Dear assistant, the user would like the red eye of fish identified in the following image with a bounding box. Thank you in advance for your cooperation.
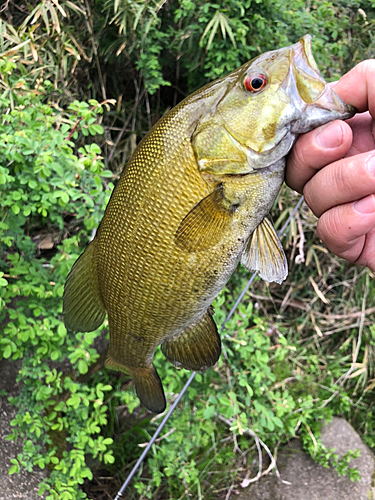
[244,74,267,93]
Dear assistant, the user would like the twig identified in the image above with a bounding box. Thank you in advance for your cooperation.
[218,414,291,486]
[247,290,375,319]
[273,376,297,389]
[84,0,107,100]
[240,430,262,487]
[225,483,234,500]
[108,113,133,162]
[65,99,115,141]
[304,423,318,457]
[318,274,368,409]
[309,276,330,304]
[138,427,176,448]
[294,210,305,264]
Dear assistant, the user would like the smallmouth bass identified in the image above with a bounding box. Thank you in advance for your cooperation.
[64,35,355,413]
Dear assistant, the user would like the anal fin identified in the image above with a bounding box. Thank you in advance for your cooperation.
[105,356,166,414]
[241,217,288,284]
[161,310,221,372]
[63,239,106,332]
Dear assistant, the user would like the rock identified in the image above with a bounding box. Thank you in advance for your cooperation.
[238,417,375,500]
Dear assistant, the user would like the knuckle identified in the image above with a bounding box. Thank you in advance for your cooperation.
[303,181,322,217]
[354,59,375,78]
[316,210,343,248]
[302,183,314,213]
[292,136,310,169]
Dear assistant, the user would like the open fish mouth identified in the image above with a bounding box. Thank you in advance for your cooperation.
[298,34,322,75]
[289,35,356,120]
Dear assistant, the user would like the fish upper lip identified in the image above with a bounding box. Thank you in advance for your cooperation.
[297,34,321,75]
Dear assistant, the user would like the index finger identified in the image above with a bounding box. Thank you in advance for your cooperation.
[332,59,375,115]
[286,60,375,193]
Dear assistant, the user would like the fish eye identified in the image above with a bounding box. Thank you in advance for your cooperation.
[244,74,267,93]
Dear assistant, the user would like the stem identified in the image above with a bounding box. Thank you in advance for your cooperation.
[65,99,114,141]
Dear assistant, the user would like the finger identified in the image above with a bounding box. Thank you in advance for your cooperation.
[345,112,375,157]
[286,120,353,193]
[317,194,375,270]
[303,152,375,217]
[356,227,375,271]
[330,60,375,116]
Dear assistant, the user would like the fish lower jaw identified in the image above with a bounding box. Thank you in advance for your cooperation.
[290,104,356,134]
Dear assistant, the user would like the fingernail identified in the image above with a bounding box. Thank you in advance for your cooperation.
[366,155,375,176]
[316,122,343,149]
[354,194,375,214]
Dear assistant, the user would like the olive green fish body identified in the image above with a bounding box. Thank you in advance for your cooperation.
[64,35,356,413]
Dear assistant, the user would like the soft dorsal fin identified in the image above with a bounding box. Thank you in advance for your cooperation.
[63,239,106,332]
[241,217,288,284]
[161,310,221,372]
[175,186,235,252]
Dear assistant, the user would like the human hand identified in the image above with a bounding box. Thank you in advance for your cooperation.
[286,60,375,271]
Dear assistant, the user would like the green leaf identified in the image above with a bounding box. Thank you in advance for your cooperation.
[0,273,8,287]
[203,406,216,419]
[104,453,115,464]
[101,169,113,177]
[50,350,60,361]
[11,204,20,215]
[20,330,29,342]
[3,344,12,359]
[9,459,20,474]
[91,124,103,135]
[80,467,93,480]
[77,359,88,374]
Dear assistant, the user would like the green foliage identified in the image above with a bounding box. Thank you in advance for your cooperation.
[301,427,361,483]
[102,0,375,91]
[3,0,374,169]
[0,56,116,498]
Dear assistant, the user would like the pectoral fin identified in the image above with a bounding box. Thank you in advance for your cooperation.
[161,310,221,372]
[63,239,106,332]
[241,217,288,284]
[106,356,166,414]
[175,186,234,252]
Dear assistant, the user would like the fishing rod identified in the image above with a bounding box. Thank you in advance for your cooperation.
[114,195,305,499]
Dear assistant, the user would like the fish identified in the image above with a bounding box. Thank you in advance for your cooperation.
[63,35,356,413]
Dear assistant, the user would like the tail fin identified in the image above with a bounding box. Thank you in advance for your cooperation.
[63,239,106,332]
[132,366,166,414]
[105,356,166,414]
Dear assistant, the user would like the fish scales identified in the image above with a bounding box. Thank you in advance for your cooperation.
[64,35,356,413]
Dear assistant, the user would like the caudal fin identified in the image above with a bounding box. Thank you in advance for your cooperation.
[105,355,166,414]
[132,366,166,414]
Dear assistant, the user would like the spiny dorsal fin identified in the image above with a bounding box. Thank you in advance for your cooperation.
[241,217,288,284]
[175,186,234,252]
[63,239,106,332]
[161,310,221,372]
